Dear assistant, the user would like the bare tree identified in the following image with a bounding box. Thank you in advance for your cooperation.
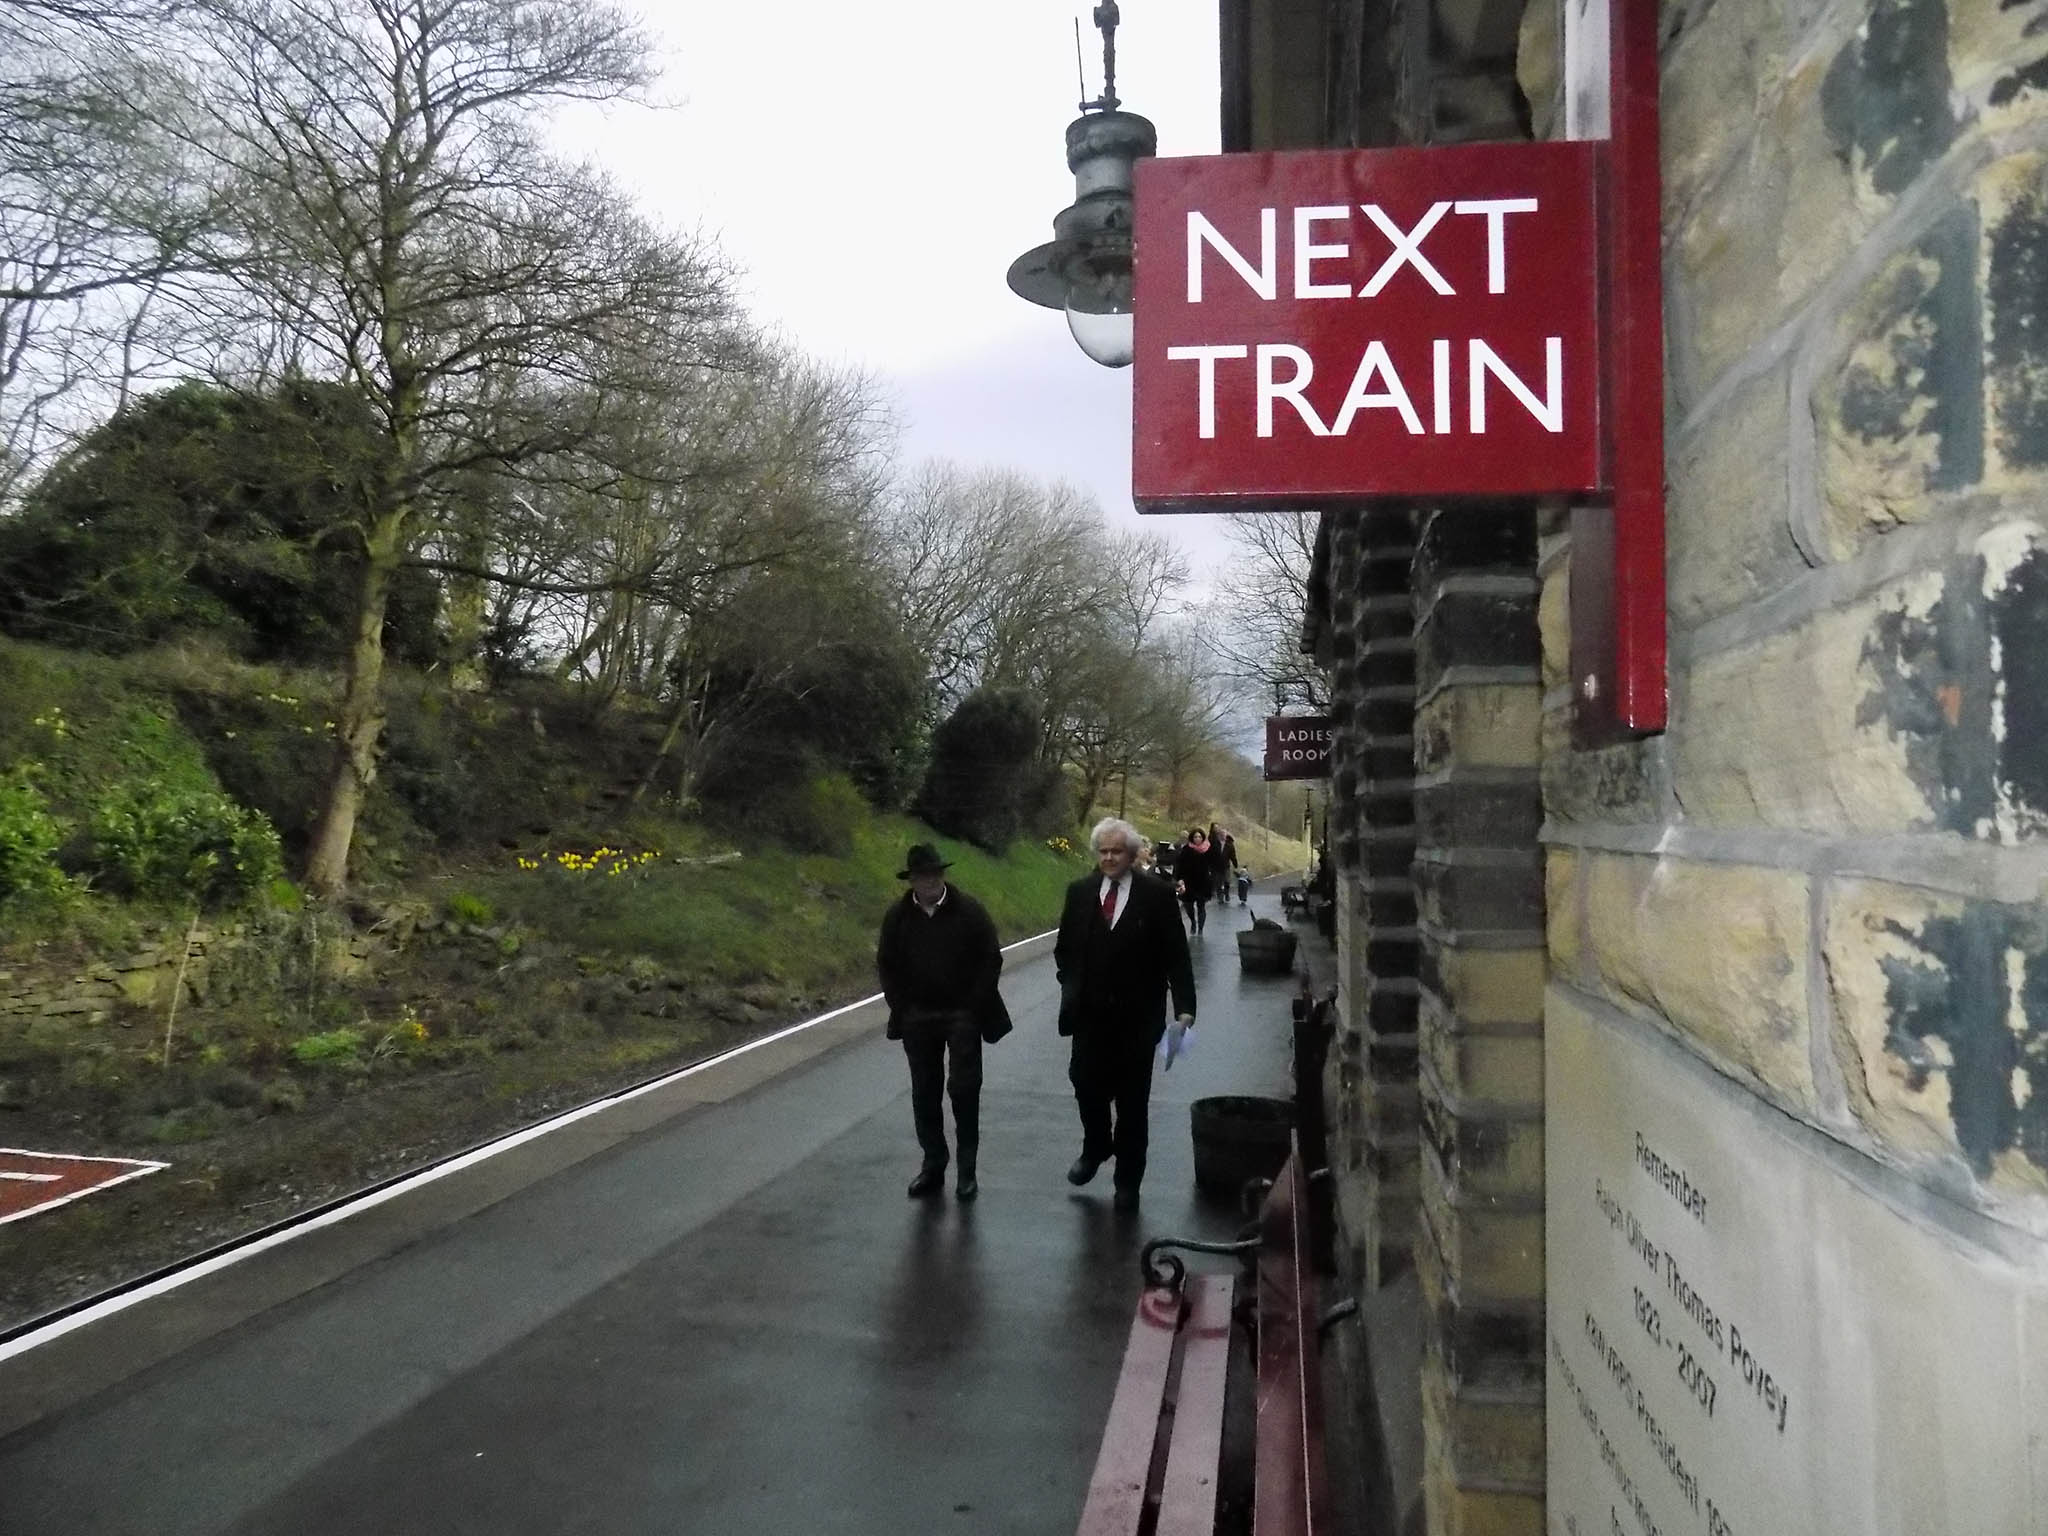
[167,0,740,894]
[0,2,224,500]
[1207,511,1327,711]
[1139,624,1233,823]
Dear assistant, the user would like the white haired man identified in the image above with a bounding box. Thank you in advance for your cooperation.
[1052,816,1197,1211]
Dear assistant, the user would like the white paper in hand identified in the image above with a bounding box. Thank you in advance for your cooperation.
[1159,1021,1193,1069]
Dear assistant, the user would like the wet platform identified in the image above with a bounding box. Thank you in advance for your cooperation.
[0,886,1304,1535]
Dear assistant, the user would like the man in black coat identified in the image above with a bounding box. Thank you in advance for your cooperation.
[877,844,1009,1201]
[1054,816,1196,1210]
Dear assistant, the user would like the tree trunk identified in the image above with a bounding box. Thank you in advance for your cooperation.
[304,510,403,898]
[632,686,694,805]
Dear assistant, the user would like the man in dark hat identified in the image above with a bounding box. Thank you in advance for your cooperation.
[877,844,1009,1200]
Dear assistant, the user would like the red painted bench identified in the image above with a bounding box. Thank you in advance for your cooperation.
[1076,1144,1331,1535]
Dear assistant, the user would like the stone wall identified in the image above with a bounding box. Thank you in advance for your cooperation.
[1537,0,2048,1522]
[1411,508,1547,1536]
[0,928,234,1024]
[1323,507,1427,1292]
[1545,0,2048,1271]
[0,920,376,1024]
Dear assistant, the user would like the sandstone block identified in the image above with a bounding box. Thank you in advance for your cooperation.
[1811,205,1985,557]
[1415,772,1540,851]
[1421,1470,1544,1536]
[1584,852,1817,1107]
[1670,49,1872,408]
[1817,0,1957,206]
[1421,1150,1546,1305]
[1415,585,1539,697]
[1421,1353,1546,1492]
[1668,359,1802,625]
[1421,991,1544,1108]
[1984,153,2048,481]
[1541,704,1671,826]
[1417,684,1541,775]
[1420,1081,1545,1199]
[1673,574,1945,834]
[1416,1225,1546,1391]
[1822,876,2048,1195]
[1414,856,1545,935]
[1660,0,1793,218]
[1538,558,1567,692]
[1546,847,1580,979]
[1365,1064,1423,1135]
[1413,507,1537,592]
[1421,944,1546,1027]
[1949,0,2048,125]
[1515,0,1560,139]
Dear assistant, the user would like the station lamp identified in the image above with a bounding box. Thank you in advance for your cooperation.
[1005,2,1156,368]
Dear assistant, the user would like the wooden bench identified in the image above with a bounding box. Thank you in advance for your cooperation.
[1076,1144,1331,1535]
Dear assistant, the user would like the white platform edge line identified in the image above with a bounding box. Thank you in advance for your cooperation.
[0,926,1059,1362]
[0,1149,173,1168]
[0,1163,170,1227]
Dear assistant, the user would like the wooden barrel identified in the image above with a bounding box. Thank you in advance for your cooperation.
[1236,926,1299,975]
[1190,1094,1295,1203]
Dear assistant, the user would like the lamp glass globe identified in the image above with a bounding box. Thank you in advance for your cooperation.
[1064,303,1134,368]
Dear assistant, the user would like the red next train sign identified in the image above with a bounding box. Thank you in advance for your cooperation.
[1132,142,1603,509]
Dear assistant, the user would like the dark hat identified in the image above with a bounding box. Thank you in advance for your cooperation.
[897,844,951,879]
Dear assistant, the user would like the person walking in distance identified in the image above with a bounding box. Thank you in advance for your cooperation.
[1054,817,1196,1212]
[877,844,1010,1201]
[1209,823,1240,905]
[1176,826,1212,933]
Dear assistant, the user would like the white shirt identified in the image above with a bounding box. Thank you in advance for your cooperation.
[1098,873,1130,927]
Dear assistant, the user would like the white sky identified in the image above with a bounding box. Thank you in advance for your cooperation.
[551,0,1237,581]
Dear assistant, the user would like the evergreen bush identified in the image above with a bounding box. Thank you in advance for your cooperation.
[0,767,73,909]
[87,783,284,906]
[915,688,1058,850]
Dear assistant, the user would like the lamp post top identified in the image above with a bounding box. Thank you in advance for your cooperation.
[1081,1,1122,113]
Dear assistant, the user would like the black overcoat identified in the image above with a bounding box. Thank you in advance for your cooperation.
[1052,870,1196,1040]
[876,885,1011,1042]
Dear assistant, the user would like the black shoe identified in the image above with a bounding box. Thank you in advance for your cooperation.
[907,1166,945,1199]
[1067,1156,1103,1187]
[1112,1186,1141,1212]
[956,1172,978,1201]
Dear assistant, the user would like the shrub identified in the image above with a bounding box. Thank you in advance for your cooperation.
[261,1077,307,1114]
[444,890,495,925]
[915,688,1062,850]
[0,766,73,909]
[87,783,284,906]
[288,1027,363,1066]
[754,772,868,857]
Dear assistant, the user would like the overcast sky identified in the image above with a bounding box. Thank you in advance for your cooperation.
[552,0,1238,583]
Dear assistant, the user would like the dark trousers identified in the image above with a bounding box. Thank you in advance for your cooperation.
[902,1011,981,1171]
[1068,1026,1159,1191]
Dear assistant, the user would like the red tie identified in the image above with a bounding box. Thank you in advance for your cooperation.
[1100,881,1118,925]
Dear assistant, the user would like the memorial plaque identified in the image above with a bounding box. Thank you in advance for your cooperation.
[1546,993,2048,1536]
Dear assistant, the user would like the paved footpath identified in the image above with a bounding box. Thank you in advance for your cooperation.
[0,889,1300,1536]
